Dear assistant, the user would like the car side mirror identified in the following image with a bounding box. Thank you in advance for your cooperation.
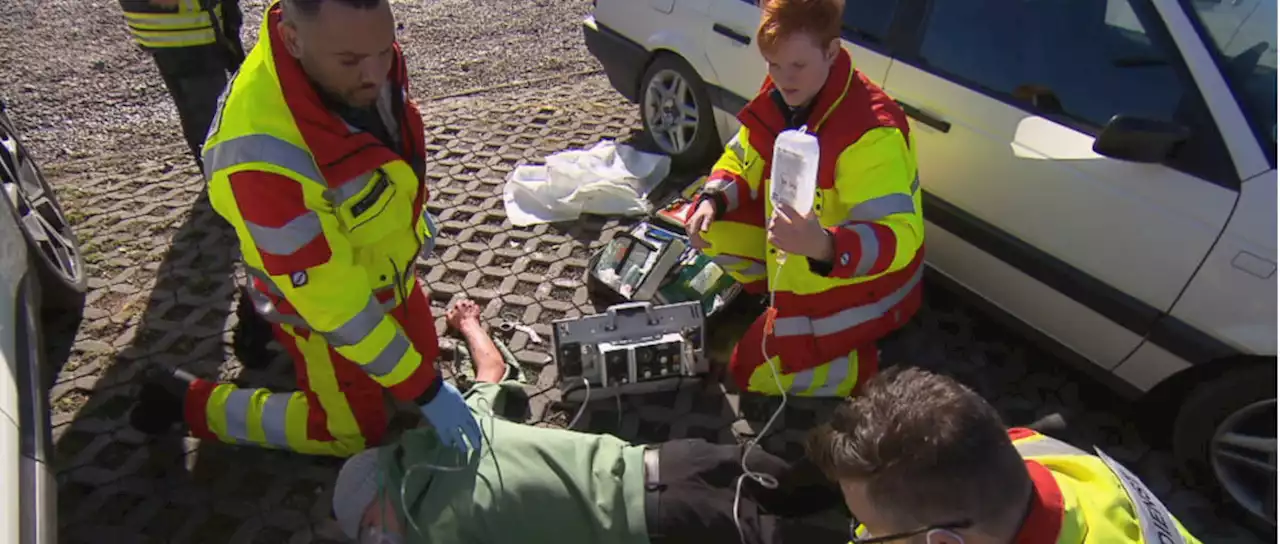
[1093,115,1190,163]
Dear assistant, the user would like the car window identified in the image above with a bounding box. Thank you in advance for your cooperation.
[916,0,1186,133]
[1185,0,1277,151]
[843,0,899,45]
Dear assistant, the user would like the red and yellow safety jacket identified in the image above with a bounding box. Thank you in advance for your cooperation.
[1007,429,1202,543]
[202,3,442,404]
[849,429,1204,543]
[698,48,924,375]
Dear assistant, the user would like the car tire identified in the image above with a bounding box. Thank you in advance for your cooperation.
[639,54,721,171]
[1173,363,1277,530]
[0,107,88,310]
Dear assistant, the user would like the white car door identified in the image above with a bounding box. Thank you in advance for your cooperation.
[881,0,1241,370]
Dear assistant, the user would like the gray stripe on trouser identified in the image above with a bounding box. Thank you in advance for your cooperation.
[1013,435,1083,458]
[202,133,324,185]
[910,173,920,195]
[245,212,324,256]
[260,393,292,448]
[421,210,439,257]
[322,296,386,347]
[324,171,376,207]
[845,193,915,223]
[363,333,411,377]
[773,265,924,337]
[813,356,850,396]
[224,389,256,443]
[787,365,814,393]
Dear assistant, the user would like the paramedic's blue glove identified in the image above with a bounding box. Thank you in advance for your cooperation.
[419,381,483,455]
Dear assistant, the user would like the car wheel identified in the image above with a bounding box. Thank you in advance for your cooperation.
[0,107,87,309]
[639,54,720,170]
[1173,363,1277,530]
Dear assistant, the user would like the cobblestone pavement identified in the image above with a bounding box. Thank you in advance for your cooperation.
[42,74,1264,543]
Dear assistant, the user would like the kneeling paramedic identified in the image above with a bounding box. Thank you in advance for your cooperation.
[331,305,842,544]
[807,367,1204,543]
[127,0,480,457]
[683,0,924,399]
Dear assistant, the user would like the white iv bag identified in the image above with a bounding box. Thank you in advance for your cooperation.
[769,127,820,215]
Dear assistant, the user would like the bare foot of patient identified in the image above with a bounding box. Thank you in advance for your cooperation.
[446,298,483,333]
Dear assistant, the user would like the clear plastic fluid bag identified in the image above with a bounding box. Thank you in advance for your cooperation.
[769,127,820,215]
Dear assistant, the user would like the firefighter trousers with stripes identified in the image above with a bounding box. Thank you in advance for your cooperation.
[182,290,438,458]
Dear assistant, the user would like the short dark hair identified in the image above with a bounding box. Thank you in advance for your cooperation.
[283,0,383,19]
[806,367,1030,529]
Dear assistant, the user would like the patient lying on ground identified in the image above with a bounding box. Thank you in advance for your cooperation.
[331,299,843,544]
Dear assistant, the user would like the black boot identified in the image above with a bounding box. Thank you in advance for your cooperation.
[129,365,196,435]
[233,291,275,370]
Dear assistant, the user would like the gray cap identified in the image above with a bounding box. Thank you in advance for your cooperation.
[332,448,384,539]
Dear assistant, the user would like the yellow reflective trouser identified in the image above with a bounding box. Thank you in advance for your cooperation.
[123,0,221,48]
[185,322,389,458]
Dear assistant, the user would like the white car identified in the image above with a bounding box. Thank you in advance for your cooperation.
[0,100,88,544]
[583,0,1277,528]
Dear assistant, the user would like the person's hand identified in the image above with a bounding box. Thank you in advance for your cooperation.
[768,204,833,262]
[419,381,483,455]
[684,199,717,249]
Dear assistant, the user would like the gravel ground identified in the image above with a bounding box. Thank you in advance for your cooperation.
[0,0,596,162]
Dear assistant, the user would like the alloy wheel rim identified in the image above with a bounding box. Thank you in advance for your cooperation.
[644,69,700,156]
[0,125,82,285]
[1210,398,1277,526]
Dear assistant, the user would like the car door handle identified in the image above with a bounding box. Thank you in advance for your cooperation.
[713,23,752,46]
[897,100,952,133]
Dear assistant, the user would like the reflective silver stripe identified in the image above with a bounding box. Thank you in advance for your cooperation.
[845,193,915,223]
[421,210,439,257]
[813,356,850,396]
[712,255,766,278]
[727,134,746,163]
[1013,435,1082,458]
[260,394,291,448]
[787,366,815,394]
[202,134,324,186]
[324,171,377,206]
[910,173,920,195]
[363,333,411,377]
[245,212,324,256]
[224,389,256,442]
[243,286,308,329]
[774,265,923,337]
[123,11,213,27]
[843,223,880,276]
[245,267,284,296]
[1095,448,1188,544]
[322,296,386,347]
[703,178,740,212]
[128,28,217,45]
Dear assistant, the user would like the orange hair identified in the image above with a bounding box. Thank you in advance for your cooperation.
[757,0,844,53]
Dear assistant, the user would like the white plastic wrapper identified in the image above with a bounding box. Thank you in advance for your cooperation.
[502,140,671,227]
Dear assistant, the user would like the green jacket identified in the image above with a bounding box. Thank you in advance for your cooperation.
[380,381,650,544]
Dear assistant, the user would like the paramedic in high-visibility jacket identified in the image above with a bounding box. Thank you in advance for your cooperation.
[117,0,245,168]
[684,0,923,398]
[807,367,1203,543]
[127,0,481,458]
